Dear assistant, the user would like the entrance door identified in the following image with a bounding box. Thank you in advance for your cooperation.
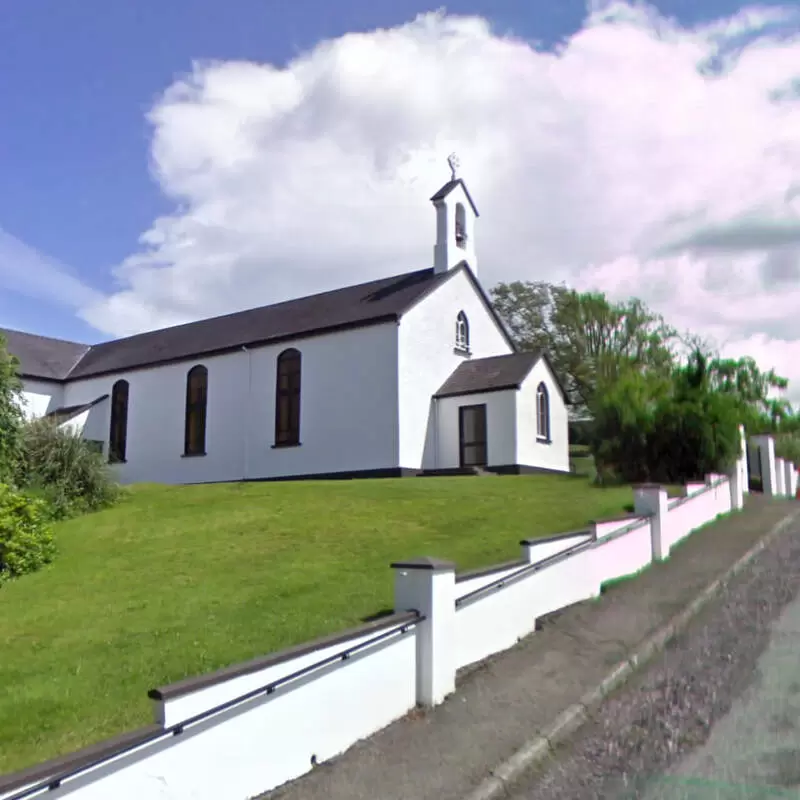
[459,404,488,467]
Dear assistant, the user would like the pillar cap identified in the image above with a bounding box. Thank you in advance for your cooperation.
[390,556,456,572]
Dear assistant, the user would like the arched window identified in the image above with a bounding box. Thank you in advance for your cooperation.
[455,311,470,352]
[184,365,208,456]
[108,379,129,463]
[275,348,301,447]
[536,382,550,442]
[455,203,467,249]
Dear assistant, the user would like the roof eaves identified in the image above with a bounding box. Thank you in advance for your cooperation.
[63,314,402,383]
[429,179,480,217]
[434,383,521,400]
[537,350,571,405]
[457,263,518,353]
[45,393,109,424]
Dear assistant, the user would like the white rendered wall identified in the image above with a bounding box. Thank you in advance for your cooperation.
[663,478,731,555]
[398,267,513,471]
[515,360,569,472]
[591,519,654,586]
[522,532,593,563]
[60,323,400,485]
[18,377,63,420]
[2,631,417,800]
[454,544,594,671]
[434,390,516,469]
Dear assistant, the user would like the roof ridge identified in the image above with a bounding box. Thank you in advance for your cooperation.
[74,266,437,352]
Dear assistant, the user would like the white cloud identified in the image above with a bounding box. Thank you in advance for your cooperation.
[16,2,800,399]
[0,227,102,312]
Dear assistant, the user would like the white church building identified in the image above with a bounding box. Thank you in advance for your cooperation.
[2,173,570,485]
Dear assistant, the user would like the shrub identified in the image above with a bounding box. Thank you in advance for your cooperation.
[0,483,55,584]
[647,393,741,483]
[589,353,742,485]
[15,419,121,519]
[589,368,664,484]
[0,337,24,485]
[775,433,800,468]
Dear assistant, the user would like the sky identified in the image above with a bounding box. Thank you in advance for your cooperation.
[2,0,800,396]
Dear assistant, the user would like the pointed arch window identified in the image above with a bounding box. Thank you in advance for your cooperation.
[184,365,208,456]
[274,348,301,447]
[536,382,551,443]
[455,202,467,249]
[108,379,129,463]
[455,311,470,352]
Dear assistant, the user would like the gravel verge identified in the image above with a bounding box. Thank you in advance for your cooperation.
[510,521,800,799]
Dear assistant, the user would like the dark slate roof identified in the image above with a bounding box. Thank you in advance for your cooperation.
[0,328,90,381]
[429,179,480,217]
[45,395,109,425]
[2,266,456,382]
[435,352,543,398]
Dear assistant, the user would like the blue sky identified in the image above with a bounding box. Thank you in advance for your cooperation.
[1,0,799,348]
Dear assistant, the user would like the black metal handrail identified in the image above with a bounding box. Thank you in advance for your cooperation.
[5,615,422,800]
[669,476,727,509]
[455,537,594,608]
[455,511,663,609]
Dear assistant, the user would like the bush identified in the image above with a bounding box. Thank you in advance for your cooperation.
[775,433,800,468]
[589,368,664,484]
[15,419,121,519]
[0,337,24,485]
[589,354,742,485]
[0,483,55,584]
[647,393,741,483]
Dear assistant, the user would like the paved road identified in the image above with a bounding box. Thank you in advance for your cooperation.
[639,590,800,799]
[265,496,795,800]
[506,506,800,800]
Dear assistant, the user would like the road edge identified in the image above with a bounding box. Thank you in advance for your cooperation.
[463,505,800,800]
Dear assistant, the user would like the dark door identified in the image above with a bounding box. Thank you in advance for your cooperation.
[459,404,488,467]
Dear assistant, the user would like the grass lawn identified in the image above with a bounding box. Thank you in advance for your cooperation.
[0,474,633,774]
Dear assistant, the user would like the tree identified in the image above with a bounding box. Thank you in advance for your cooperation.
[705,356,794,432]
[589,350,742,484]
[490,281,679,414]
[0,335,23,484]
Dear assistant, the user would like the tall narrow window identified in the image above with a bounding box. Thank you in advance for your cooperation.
[455,202,467,248]
[184,365,208,456]
[108,379,129,463]
[275,348,302,447]
[536,382,550,442]
[455,311,470,352]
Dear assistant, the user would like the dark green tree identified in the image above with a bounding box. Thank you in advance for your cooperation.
[0,335,23,485]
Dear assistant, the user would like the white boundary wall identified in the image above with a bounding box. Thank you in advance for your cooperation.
[1,436,791,800]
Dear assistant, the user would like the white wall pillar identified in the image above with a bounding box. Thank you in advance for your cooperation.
[729,464,744,510]
[776,457,787,496]
[633,484,668,561]
[751,435,778,496]
[391,556,456,707]
[739,424,749,495]
[790,463,799,498]
[783,459,796,498]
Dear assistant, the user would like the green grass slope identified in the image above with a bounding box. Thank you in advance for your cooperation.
[0,474,632,773]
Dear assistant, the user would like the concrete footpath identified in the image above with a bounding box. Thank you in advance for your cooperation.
[264,495,796,800]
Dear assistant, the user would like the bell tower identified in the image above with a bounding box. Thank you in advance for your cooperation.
[431,153,479,276]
